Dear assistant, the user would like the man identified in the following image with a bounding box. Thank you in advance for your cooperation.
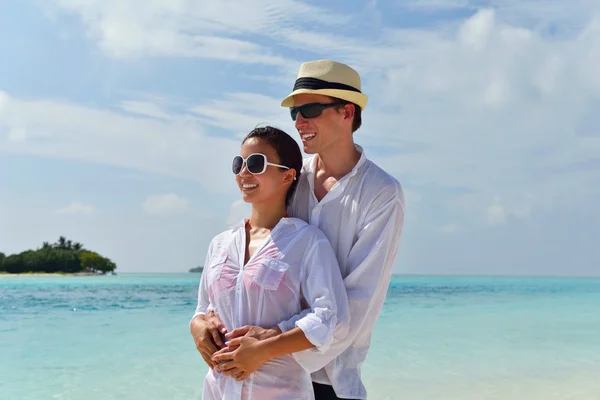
[191,60,405,399]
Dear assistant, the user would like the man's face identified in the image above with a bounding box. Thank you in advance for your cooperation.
[292,93,349,155]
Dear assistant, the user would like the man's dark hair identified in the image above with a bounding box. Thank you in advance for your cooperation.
[243,126,303,206]
[333,100,362,133]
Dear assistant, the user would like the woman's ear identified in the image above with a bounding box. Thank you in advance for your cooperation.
[283,168,296,184]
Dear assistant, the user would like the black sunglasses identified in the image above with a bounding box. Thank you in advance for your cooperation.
[289,101,345,121]
[232,153,289,175]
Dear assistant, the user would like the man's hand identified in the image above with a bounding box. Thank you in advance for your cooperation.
[211,337,268,381]
[206,310,227,334]
[190,312,227,369]
[225,325,281,341]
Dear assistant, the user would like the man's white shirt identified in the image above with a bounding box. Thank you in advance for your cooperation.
[281,145,405,399]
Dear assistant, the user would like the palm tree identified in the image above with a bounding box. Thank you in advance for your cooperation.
[56,236,67,249]
[66,240,72,250]
[72,242,83,251]
[42,242,51,249]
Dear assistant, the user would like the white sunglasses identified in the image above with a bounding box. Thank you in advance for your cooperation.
[232,153,290,175]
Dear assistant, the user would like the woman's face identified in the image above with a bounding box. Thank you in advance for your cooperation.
[234,137,292,206]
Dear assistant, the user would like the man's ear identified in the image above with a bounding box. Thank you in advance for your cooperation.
[344,103,355,120]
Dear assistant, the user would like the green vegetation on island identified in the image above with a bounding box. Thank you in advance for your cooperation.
[189,266,204,273]
[0,236,117,275]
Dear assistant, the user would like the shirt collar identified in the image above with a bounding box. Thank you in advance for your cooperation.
[349,144,367,178]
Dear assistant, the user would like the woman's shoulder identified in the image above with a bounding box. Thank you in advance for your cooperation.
[285,217,311,231]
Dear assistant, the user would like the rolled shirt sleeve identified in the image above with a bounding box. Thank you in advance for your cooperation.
[286,234,350,373]
[295,236,350,353]
[189,240,216,326]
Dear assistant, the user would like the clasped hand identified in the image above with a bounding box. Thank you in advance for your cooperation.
[212,324,282,381]
[211,334,264,381]
[191,311,281,381]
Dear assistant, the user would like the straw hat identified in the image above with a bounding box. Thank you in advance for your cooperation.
[281,60,368,110]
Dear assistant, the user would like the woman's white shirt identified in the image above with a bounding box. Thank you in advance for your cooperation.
[193,217,350,400]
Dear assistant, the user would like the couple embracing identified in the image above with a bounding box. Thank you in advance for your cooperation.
[190,60,405,400]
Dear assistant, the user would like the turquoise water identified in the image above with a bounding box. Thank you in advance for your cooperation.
[2,274,600,399]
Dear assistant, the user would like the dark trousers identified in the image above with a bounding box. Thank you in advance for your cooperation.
[312,382,358,400]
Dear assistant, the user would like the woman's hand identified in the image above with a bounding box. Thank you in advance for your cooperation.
[211,337,269,381]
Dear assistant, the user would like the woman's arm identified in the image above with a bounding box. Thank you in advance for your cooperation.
[189,239,227,368]
[257,326,313,357]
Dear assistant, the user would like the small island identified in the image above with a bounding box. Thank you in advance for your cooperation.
[189,266,203,273]
[0,236,117,275]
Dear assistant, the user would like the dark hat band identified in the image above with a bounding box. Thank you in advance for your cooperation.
[293,77,361,93]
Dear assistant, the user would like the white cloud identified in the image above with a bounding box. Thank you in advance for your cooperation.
[284,6,600,225]
[171,2,600,228]
[458,8,495,51]
[486,200,507,226]
[49,3,280,64]
[49,0,346,68]
[0,90,9,110]
[486,197,533,226]
[119,101,173,120]
[56,202,96,215]
[141,194,189,215]
[0,91,240,194]
[3,0,599,276]
[18,0,600,231]
[190,92,293,138]
[226,199,251,226]
[8,127,27,143]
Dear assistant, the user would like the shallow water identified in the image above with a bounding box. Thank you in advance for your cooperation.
[2,274,600,399]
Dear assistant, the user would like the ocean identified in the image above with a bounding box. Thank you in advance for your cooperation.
[1,273,600,400]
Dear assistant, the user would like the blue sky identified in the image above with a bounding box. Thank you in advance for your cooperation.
[1,0,599,276]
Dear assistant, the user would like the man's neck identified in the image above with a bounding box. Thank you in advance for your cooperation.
[315,140,361,179]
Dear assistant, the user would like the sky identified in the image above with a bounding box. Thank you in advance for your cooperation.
[1,0,599,276]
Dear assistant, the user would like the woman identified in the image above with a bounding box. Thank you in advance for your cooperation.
[193,126,350,400]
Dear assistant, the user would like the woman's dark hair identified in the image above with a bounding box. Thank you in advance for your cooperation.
[242,126,303,206]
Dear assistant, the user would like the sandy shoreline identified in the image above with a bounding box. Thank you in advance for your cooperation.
[364,370,600,400]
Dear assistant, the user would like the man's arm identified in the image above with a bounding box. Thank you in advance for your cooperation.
[281,185,405,369]
[214,236,351,378]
